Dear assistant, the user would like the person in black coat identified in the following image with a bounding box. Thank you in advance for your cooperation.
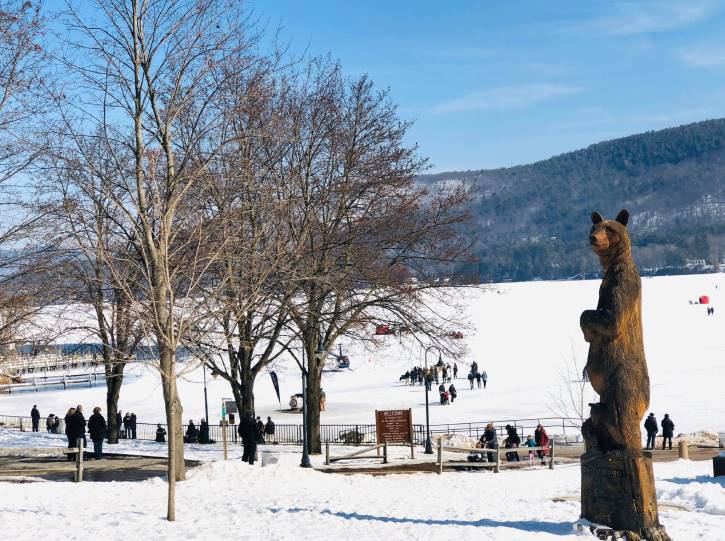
[66,405,87,459]
[238,413,262,465]
[448,384,457,403]
[64,407,77,461]
[130,413,137,439]
[155,424,166,443]
[265,416,276,444]
[87,407,107,459]
[31,405,40,432]
[482,423,498,462]
[256,417,266,443]
[505,424,521,462]
[185,420,198,443]
[644,413,658,450]
[661,413,675,450]
[199,419,210,444]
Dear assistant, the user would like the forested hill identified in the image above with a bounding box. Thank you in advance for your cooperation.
[421,118,725,282]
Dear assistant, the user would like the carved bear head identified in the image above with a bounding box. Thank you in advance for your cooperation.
[589,209,630,257]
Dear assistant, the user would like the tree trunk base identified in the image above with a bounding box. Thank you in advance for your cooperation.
[581,449,670,541]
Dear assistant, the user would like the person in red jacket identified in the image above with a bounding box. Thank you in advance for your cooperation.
[534,424,549,465]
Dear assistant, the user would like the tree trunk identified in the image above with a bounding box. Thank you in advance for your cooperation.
[105,361,124,444]
[240,364,256,418]
[160,346,185,481]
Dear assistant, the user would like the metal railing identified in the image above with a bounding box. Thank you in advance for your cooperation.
[0,413,583,446]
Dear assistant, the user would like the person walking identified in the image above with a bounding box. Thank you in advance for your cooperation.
[453,363,458,379]
[64,407,77,461]
[155,424,166,443]
[661,414,675,450]
[87,407,107,460]
[30,405,40,432]
[130,413,137,439]
[481,370,488,389]
[238,412,262,465]
[265,416,276,444]
[475,372,481,389]
[644,413,658,450]
[467,371,474,390]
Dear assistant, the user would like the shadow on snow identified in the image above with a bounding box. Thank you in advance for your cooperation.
[268,507,572,535]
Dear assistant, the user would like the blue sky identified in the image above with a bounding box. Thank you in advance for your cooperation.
[249,0,725,172]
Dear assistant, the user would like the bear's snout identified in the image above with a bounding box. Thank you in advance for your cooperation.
[589,235,597,245]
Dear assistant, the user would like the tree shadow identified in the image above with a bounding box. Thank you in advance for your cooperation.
[268,507,573,535]
[661,475,725,486]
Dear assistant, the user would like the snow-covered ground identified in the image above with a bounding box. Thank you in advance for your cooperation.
[2,274,723,435]
[0,434,723,541]
[2,274,725,540]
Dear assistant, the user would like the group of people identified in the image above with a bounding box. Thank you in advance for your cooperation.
[401,360,488,396]
[466,361,488,390]
[401,362,454,389]
[644,412,676,450]
[706,306,716,316]
[438,383,457,405]
[469,423,550,465]
[184,419,213,444]
[120,412,138,439]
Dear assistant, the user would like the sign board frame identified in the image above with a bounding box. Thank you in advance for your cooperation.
[375,408,413,445]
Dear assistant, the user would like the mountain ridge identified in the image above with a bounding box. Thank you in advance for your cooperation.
[419,118,725,281]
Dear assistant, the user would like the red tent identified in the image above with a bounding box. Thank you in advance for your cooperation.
[699,295,710,304]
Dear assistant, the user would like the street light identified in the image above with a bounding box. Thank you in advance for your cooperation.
[423,345,442,454]
[202,363,210,423]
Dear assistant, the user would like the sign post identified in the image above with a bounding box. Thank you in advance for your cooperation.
[375,409,414,458]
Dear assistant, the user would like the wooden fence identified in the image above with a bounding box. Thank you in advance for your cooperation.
[0,437,86,482]
[436,439,555,474]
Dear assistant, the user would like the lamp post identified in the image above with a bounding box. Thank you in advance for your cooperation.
[423,345,442,454]
[202,363,210,423]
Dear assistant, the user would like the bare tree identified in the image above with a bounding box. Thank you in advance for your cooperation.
[56,0,260,521]
[41,129,144,444]
[0,1,56,352]
[548,340,596,430]
[270,59,471,453]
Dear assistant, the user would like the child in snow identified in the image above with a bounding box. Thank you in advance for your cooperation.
[525,435,537,464]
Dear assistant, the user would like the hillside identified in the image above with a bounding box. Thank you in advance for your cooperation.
[422,118,725,281]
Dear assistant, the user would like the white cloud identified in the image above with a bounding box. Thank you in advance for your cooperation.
[679,47,725,67]
[434,83,582,114]
[574,1,714,36]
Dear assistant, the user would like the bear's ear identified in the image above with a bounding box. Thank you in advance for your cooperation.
[591,212,604,224]
[615,209,629,226]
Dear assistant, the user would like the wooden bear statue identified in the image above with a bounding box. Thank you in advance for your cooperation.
[579,210,670,541]
[580,209,649,456]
